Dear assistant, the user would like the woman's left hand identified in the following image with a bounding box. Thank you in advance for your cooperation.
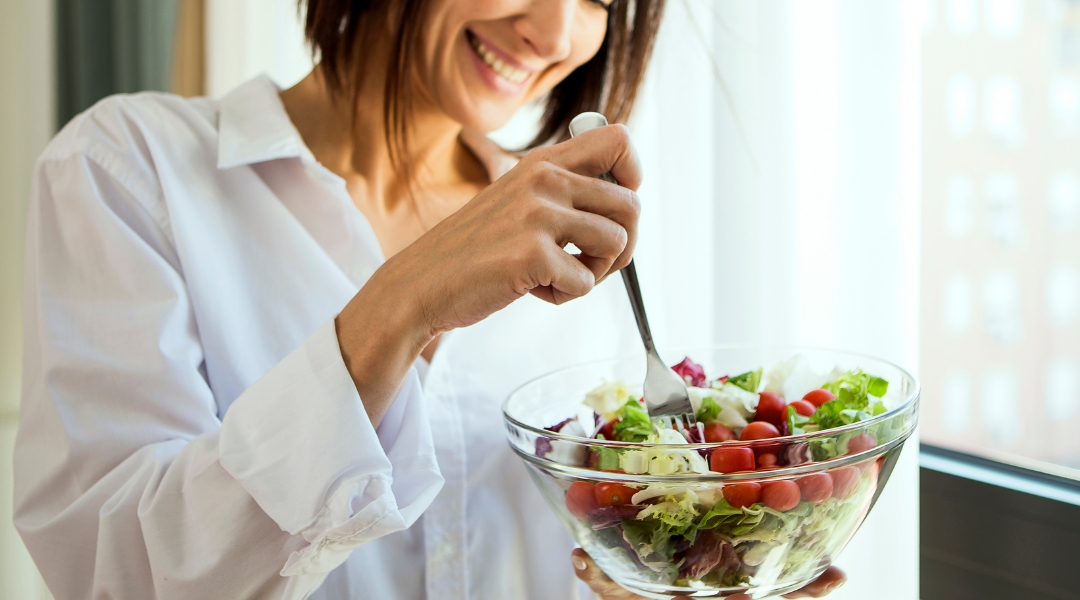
[571,548,847,599]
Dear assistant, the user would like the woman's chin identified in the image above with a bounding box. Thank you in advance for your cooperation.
[453,99,523,136]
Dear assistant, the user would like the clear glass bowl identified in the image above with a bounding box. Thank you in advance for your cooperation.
[503,347,919,599]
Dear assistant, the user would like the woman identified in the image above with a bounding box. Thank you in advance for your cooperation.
[14,0,843,597]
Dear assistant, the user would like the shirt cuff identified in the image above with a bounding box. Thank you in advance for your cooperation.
[219,318,444,576]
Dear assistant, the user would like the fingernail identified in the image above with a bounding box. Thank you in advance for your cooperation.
[572,555,587,571]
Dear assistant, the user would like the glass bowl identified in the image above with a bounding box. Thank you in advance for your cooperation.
[503,347,919,599]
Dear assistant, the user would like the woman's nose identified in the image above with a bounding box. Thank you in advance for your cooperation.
[515,0,575,63]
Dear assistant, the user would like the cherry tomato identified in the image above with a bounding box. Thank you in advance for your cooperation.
[597,420,617,440]
[704,423,735,443]
[761,480,801,511]
[755,391,787,428]
[723,483,762,509]
[803,388,837,407]
[846,433,878,455]
[788,400,816,417]
[594,482,636,507]
[830,467,860,499]
[710,447,756,473]
[565,482,599,519]
[757,453,778,468]
[796,473,833,503]
[740,421,781,441]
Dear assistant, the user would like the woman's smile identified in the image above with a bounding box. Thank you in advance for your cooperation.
[464,29,537,95]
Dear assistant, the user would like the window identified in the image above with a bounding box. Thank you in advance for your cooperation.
[921,0,1080,480]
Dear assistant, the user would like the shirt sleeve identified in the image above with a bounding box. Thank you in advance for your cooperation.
[13,125,443,599]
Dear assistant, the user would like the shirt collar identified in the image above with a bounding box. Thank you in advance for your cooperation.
[217,75,315,170]
[216,74,521,181]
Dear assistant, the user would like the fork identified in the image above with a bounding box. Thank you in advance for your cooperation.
[568,112,698,433]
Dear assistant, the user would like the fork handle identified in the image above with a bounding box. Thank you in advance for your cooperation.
[620,261,656,355]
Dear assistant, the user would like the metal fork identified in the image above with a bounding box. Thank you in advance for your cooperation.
[568,113,697,432]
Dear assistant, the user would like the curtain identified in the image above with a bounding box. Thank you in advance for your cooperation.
[630,2,922,597]
[56,0,180,126]
[2,0,57,597]
[171,0,205,98]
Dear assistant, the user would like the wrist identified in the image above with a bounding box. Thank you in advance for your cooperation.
[335,267,435,425]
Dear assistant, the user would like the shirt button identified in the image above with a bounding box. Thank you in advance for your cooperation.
[434,539,454,562]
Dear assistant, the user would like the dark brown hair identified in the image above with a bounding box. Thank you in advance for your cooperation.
[302,0,665,172]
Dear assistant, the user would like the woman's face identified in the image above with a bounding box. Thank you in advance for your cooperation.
[414,0,612,132]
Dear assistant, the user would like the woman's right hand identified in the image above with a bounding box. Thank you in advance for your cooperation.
[336,124,642,423]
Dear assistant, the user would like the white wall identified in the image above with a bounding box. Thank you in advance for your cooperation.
[205,0,314,97]
[0,0,56,597]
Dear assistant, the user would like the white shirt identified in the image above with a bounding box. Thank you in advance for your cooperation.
[14,75,638,599]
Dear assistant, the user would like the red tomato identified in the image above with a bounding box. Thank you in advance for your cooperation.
[757,453,778,468]
[594,482,636,507]
[704,423,735,443]
[830,467,861,499]
[565,482,599,519]
[740,421,781,441]
[788,400,816,417]
[846,433,878,455]
[755,391,787,427]
[803,388,837,407]
[597,420,617,440]
[710,447,756,473]
[723,483,762,509]
[796,473,834,503]
[761,480,801,511]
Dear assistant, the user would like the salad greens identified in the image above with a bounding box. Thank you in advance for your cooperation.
[726,368,763,393]
[810,370,889,431]
[612,398,653,443]
[695,397,723,423]
[555,357,900,590]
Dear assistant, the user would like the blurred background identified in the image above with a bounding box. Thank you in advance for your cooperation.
[1,0,1077,599]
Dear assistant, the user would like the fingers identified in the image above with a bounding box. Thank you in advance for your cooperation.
[571,549,665,600]
[570,550,692,600]
[551,207,628,284]
[542,124,644,191]
[782,566,847,598]
[558,172,640,276]
[528,245,596,305]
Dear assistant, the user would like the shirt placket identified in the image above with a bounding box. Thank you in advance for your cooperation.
[421,360,469,599]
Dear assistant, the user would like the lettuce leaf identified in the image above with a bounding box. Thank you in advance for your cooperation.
[697,499,765,537]
[811,370,889,430]
[613,398,654,442]
[727,369,763,393]
[695,397,723,423]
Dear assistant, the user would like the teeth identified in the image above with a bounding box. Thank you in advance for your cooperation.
[469,34,530,84]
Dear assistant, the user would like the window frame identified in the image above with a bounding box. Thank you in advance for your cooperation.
[920,444,1080,600]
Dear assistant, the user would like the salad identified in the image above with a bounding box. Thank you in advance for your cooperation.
[537,356,893,591]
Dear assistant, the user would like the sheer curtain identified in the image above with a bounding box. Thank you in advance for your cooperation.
[628,2,922,597]
[205,2,922,597]
[1,2,56,599]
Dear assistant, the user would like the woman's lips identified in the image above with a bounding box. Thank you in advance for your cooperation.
[466,30,534,87]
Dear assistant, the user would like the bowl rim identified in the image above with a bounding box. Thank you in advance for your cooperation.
[502,343,921,452]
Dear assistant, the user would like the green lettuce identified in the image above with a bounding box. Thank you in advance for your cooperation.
[697,499,765,537]
[613,398,654,442]
[695,397,723,423]
[811,370,889,431]
[727,368,763,393]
